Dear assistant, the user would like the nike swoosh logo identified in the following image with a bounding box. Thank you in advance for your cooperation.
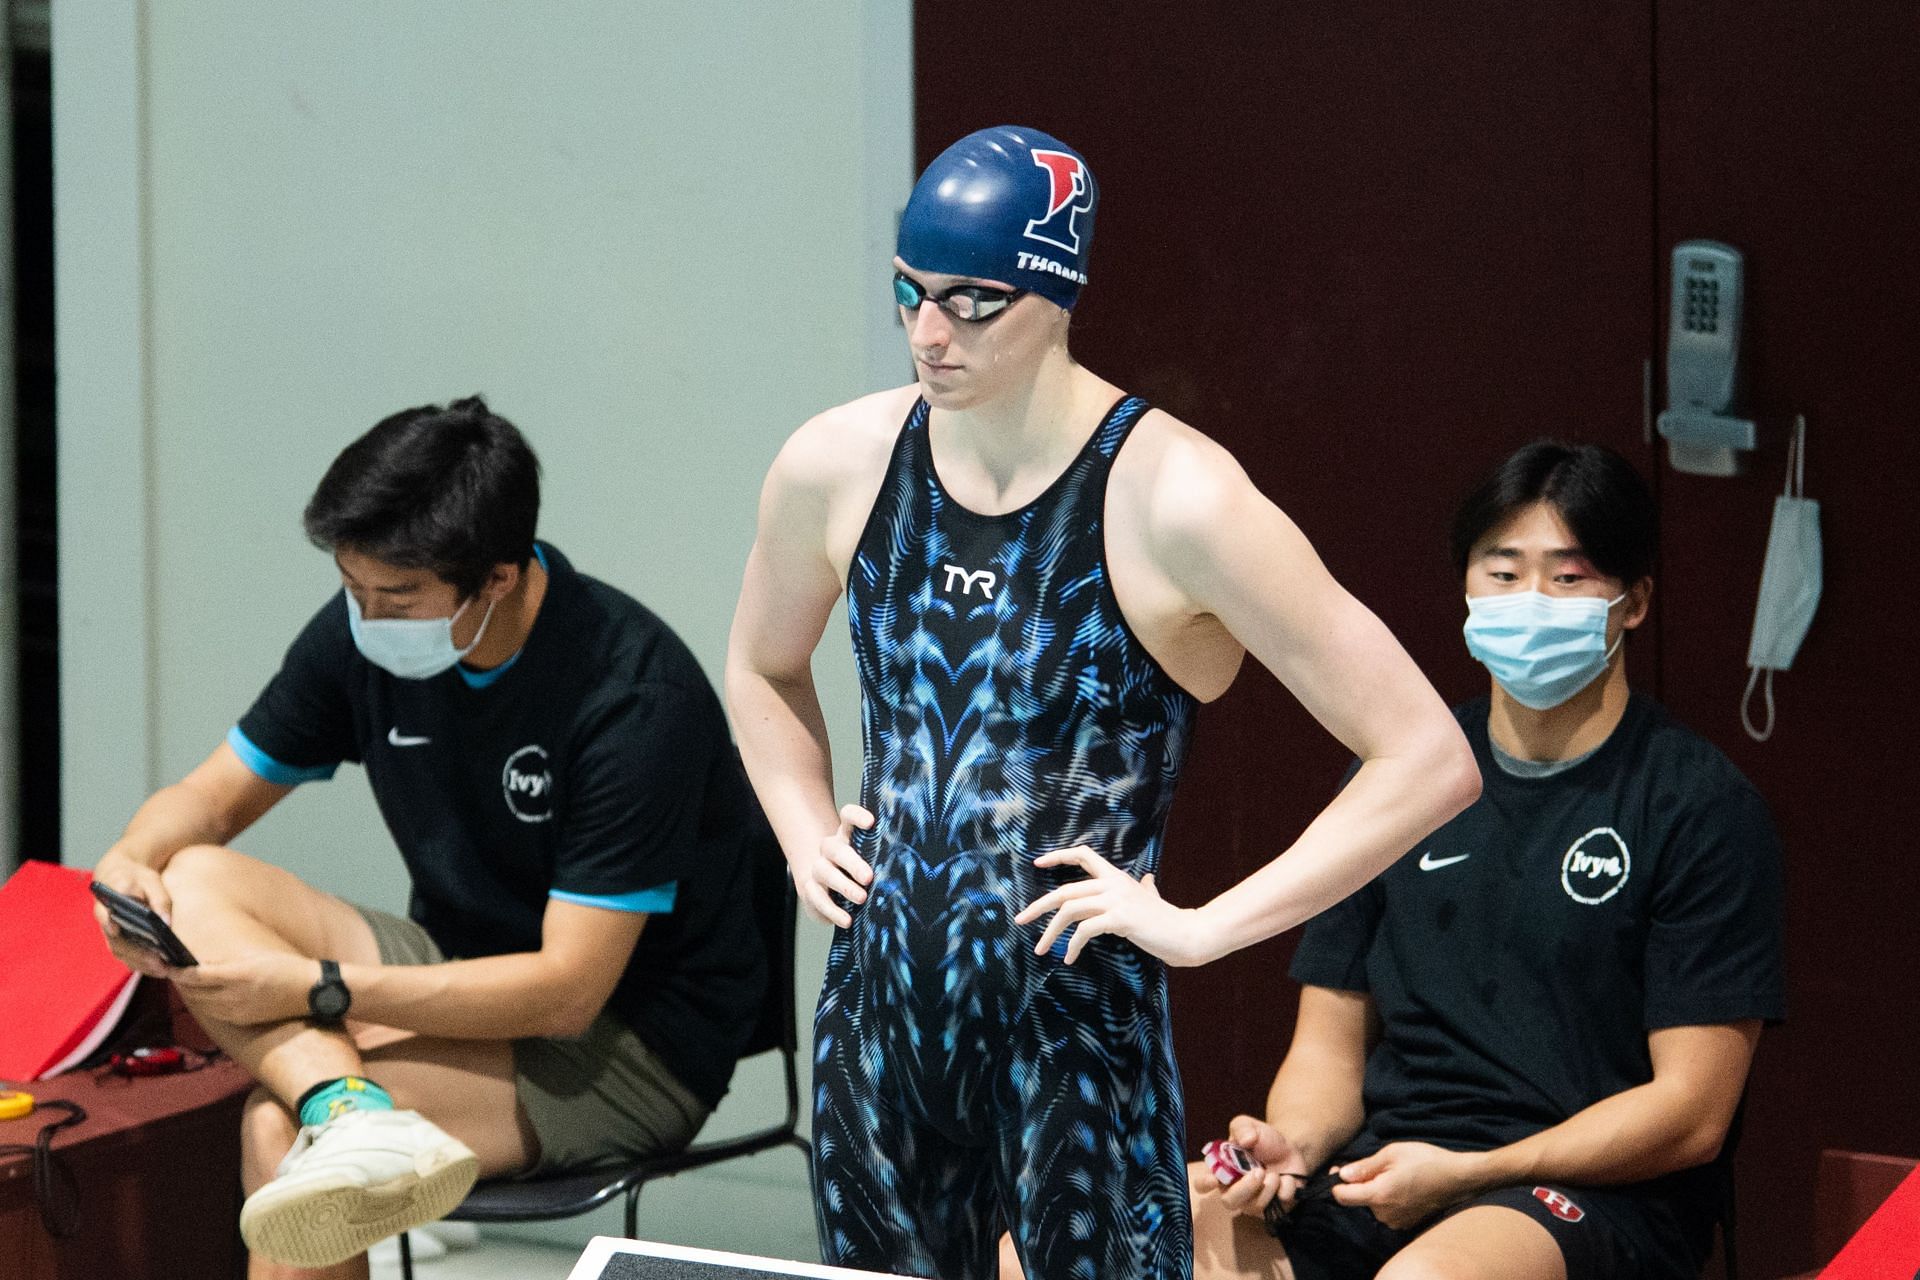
[387,728,431,747]
[1418,851,1470,871]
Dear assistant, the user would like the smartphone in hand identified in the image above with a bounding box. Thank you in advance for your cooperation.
[1201,1140,1261,1186]
[90,881,198,967]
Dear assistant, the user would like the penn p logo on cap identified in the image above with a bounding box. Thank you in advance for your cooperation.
[1025,150,1095,256]
[898,125,1098,311]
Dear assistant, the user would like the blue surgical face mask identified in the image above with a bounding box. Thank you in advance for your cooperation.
[345,589,496,680]
[1463,590,1626,711]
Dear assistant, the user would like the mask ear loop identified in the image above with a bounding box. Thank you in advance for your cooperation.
[1741,416,1805,743]
[456,593,499,660]
[1741,666,1775,742]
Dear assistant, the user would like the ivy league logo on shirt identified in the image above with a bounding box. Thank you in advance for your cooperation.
[1559,826,1631,905]
[502,744,554,823]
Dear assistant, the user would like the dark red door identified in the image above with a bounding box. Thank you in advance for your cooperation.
[1653,6,1920,1271]
[916,0,1655,1155]
[915,4,1920,1272]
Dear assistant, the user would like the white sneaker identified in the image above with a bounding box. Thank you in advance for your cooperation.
[240,1108,481,1268]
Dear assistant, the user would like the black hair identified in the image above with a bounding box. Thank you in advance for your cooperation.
[302,395,540,597]
[1450,439,1658,585]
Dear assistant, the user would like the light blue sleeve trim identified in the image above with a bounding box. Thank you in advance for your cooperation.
[226,725,338,786]
[549,881,678,915]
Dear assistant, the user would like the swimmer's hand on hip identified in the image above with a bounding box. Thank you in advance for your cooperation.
[1016,845,1210,966]
[797,803,875,928]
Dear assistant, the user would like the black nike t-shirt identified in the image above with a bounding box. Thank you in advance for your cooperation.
[1291,693,1784,1260]
[233,543,770,1108]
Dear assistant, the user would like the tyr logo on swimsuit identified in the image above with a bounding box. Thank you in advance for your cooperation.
[941,564,998,600]
[502,744,554,823]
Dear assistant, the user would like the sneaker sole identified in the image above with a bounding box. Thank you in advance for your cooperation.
[240,1144,481,1269]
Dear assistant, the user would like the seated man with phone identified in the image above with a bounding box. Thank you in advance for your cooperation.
[91,397,771,1278]
[1181,441,1786,1280]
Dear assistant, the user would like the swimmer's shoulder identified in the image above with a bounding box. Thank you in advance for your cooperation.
[1110,404,1270,547]
[773,385,918,505]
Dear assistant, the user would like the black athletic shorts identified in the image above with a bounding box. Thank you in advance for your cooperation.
[1269,1180,1699,1280]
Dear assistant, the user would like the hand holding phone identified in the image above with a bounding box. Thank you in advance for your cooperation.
[1201,1139,1261,1187]
[1201,1122,1329,1226]
[89,881,198,968]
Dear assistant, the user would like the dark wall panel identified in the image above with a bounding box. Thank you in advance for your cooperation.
[919,4,1917,1273]
[1654,4,1920,1271]
[916,0,1654,1171]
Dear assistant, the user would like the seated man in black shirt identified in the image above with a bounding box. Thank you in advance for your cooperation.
[1186,441,1785,1280]
[91,397,770,1277]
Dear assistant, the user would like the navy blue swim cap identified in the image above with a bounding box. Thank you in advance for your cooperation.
[897,125,1097,311]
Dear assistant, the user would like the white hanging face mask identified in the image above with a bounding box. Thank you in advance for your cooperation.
[1742,416,1821,741]
[345,588,496,680]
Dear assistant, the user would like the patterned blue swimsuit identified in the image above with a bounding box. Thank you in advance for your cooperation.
[813,395,1198,1280]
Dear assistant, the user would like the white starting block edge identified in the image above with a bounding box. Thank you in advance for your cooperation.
[567,1236,919,1280]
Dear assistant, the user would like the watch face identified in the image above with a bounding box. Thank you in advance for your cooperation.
[313,984,350,1021]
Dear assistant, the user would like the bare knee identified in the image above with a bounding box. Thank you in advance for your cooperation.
[1377,1205,1565,1280]
[1377,1253,1467,1280]
[1190,1168,1293,1280]
[1190,1177,1235,1248]
[160,843,249,908]
[240,1086,298,1193]
[1378,1239,1530,1280]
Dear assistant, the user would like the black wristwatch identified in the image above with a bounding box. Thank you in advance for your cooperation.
[309,959,352,1025]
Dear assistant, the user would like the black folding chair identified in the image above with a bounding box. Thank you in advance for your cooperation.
[398,841,810,1277]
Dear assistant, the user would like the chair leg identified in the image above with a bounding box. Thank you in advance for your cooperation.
[625,1184,641,1239]
[398,1228,413,1280]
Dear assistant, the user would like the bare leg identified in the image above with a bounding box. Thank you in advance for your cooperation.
[998,1171,1299,1280]
[998,1232,1023,1279]
[169,846,539,1276]
[240,1033,539,1280]
[161,844,385,1104]
[1189,1163,1296,1280]
[1375,1205,1566,1280]
[242,1089,369,1280]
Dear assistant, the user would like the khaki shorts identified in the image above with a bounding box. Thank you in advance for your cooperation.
[353,903,709,1173]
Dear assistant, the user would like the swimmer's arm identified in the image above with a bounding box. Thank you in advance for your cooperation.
[724,420,859,887]
[1333,1022,1759,1217]
[1157,441,1481,958]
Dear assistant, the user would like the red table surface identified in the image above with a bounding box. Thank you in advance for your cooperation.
[1,1056,253,1280]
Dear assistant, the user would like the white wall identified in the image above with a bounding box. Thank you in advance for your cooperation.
[55,0,912,1260]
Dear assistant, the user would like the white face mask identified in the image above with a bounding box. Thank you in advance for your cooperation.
[1742,417,1821,741]
[345,588,496,681]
